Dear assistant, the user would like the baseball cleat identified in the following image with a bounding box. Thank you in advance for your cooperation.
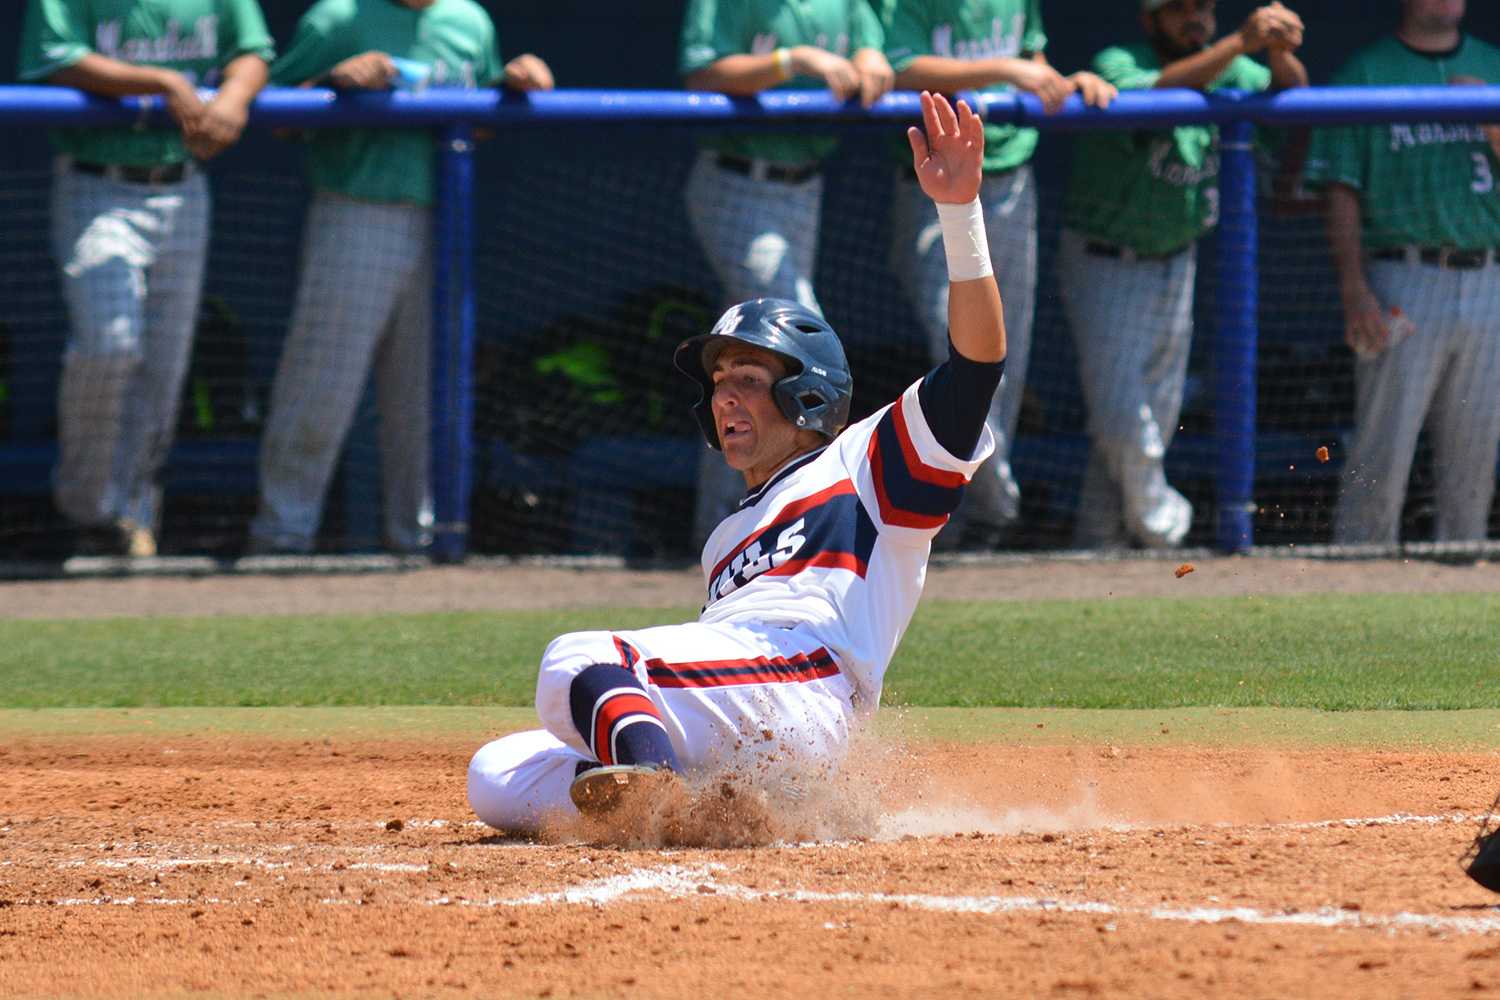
[569,764,676,818]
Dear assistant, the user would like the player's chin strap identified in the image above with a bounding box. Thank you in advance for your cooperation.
[1463,788,1500,893]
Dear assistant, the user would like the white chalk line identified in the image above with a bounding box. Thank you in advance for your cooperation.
[16,863,1500,936]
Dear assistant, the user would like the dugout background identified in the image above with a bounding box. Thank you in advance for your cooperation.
[3,2,1498,557]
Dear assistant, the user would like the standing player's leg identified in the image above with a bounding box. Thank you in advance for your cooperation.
[115,171,212,546]
[371,209,435,553]
[1429,269,1500,541]
[683,153,824,546]
[250,195,413,553]
[1334,262,1455,545]
[50,168,152,533]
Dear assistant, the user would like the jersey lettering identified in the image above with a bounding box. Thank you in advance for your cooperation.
[1147,137,1220,188]
[1388,122,1488,152]
[931,16,1024,61]
[95,17,219,64]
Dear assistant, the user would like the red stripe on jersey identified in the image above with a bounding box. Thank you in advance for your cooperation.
[709,479,857,581]
[593,692,661,765]
[867,424,948,530]
[764,549,867,579]
[645,647,841,689]
[892,398,968,488]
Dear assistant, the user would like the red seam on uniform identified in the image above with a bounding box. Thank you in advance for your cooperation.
[764,550,867,579]
[708,479,857,580]
[612,635,639,671]
[593,692,660,765]
[867,428,948,530]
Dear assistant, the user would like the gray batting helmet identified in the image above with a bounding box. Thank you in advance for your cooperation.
[673,298,854,451]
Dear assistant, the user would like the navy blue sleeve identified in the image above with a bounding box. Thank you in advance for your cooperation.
[916,339,1005,461]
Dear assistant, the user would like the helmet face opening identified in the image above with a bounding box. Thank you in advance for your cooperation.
[674,298,854,452]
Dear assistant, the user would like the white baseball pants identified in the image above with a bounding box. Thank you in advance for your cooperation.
[467,620,855,833]
[50,162,209,532]
[251,192,434,553]
[1335,258,1500,544]
[890,165,1038,533]
[1058,229,1196,549]
[683,152,825,547]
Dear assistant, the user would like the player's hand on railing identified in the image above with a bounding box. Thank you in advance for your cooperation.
[790,46,861,104]
[908,91,983,205]
[1003,59,1071,115]
[328,52,397,91]
[851,48,895,109]
[504,54,555,92]
[1241,3,1304,55]
[186,92,251,160]
[1068,71,1117,109]
[1341,280,1391,357]
[157,69,206,139]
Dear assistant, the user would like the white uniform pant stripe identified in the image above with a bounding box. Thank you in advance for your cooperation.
[890,166,1037,529]
[1336,260,1500,544]
[251,193,434,552]
[1058,229,1195,549]
[50,165,210,530]
[684,152,825,546]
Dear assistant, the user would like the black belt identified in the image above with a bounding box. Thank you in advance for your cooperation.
[715,154,819,184]
[1371,246,1496,270]
[1083,240,1188,262]
[73,160,189,185]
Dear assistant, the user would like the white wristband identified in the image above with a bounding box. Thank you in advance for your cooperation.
[936,197,993,282]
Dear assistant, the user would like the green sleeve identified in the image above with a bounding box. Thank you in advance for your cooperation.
[219,0,276,65]
[1022,0,1046,54]
[270,5,348,86]
[17,0,91,82]
[1093,46,1157,91]
[1300,57,1366,190]
[882,0,930,73]
[480,19,504,86]
[851,0,884,52]
[1224,54,1272,93]
[679,0,743,77]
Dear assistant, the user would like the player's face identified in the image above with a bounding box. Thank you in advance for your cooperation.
[1403,0,1465,32]
[1145,0,1216,57]
[709,345,805,486]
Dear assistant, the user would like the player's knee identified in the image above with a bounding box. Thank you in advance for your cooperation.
[534,631,627,744]
[467,731,580,832]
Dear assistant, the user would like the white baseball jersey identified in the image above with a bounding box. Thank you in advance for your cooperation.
[697,377,997,712]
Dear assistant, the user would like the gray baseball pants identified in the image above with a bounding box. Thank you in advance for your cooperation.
[1058,230,1196,549]
[890,165,1036,533]
[1335,257,1500,544]
[50,161,210,534]
[250,192,434,553]
[683,151,825,548]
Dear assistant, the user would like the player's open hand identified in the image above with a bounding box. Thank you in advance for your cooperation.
[504,53,554,92]
[907,91,983,205]
[328,51,397,90]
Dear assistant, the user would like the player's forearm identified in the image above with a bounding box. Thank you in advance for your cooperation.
[686,54,787,96]
[1153,34,1244,91]
[1325,183,1369,293]
[215,54,270,106]
[948,275,1006,364]
[47,54,185,98]
[1267,48,1308,91]
[895,56,1028,93]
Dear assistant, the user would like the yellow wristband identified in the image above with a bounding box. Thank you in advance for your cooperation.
[773,47,792,81]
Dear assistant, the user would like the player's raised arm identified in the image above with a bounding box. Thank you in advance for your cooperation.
[907,91,1005,365]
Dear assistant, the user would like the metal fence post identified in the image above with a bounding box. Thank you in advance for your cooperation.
[1215,117,1258,553]
[432,123,475,563]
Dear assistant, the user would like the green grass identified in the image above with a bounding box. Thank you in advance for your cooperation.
[1,592,1497,711]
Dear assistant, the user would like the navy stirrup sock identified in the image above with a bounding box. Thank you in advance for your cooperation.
[568,663,681,771]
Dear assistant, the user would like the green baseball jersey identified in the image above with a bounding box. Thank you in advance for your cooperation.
[881,0,1047,173]
[1303,34,1500,249]
[272,0,502,206]
[1062,44,1271,256]
[17,0,274,167]
[679,0,885,164]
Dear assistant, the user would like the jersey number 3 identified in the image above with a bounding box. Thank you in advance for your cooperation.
[1472,152,1495,195]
